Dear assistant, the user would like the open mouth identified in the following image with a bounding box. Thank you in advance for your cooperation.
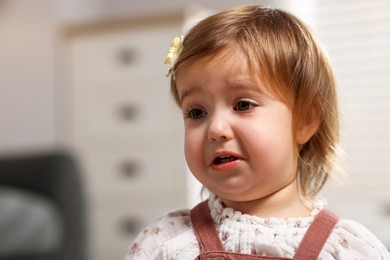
[213,155,238,165]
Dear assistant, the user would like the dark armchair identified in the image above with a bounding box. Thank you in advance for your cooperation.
[0,151,87,260]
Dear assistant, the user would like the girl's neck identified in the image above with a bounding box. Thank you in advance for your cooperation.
[220,186,313,218]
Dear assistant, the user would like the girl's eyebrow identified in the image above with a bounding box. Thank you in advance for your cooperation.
[232,83,257,90]
[179,81,263,104]
[230,82,264,94]
[178,87,198,104]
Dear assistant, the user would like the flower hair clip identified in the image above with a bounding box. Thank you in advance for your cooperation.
[165,36,184,77]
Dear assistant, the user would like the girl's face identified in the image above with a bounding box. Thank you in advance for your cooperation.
[176,50,301,211]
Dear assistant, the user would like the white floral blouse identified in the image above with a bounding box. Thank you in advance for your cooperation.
[124,194,390,259]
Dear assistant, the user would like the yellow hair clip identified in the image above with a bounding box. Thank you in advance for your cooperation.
[165,36,184,77]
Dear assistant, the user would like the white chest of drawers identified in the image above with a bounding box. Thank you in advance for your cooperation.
[62,16,187,260]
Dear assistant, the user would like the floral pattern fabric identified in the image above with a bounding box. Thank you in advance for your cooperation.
[124,194,390,260]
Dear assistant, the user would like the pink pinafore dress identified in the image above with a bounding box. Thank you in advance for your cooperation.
[190,200,338,260]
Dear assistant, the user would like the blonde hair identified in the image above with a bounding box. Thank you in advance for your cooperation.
[169,6,339,198]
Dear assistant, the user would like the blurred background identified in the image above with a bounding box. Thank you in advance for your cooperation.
[0,0,389,259]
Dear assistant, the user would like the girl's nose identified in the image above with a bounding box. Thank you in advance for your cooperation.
[207,114,233,142]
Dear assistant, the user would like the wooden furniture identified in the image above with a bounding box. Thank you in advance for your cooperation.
[62,15,187,260]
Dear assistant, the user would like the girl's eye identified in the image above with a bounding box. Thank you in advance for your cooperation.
[186,108,207,119]
[234,100,256,111]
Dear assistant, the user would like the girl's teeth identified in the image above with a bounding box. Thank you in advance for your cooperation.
[215,156,237,164]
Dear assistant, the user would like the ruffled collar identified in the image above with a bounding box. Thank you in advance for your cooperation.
[208,194,327,228]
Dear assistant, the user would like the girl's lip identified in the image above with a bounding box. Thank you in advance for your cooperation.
[209,151,243,166]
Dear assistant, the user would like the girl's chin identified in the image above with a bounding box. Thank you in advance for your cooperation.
[208,187,256,203]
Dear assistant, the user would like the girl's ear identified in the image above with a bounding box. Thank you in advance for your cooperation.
[296,109,319,145]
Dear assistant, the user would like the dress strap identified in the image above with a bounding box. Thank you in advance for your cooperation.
[293,208,339,260]
[190,200,224,252]
[190,200,339,260]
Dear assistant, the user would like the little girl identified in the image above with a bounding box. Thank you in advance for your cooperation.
[124,5,390,259]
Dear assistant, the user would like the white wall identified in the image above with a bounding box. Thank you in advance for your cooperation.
[0,0,57,152]
[56,0,280,24]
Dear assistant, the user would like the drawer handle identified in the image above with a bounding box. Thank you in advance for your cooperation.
[383,202,390,216]
[118,104,138,122]
[120,161,139,178]
[117,47,138,65]
[119,216,142,235]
